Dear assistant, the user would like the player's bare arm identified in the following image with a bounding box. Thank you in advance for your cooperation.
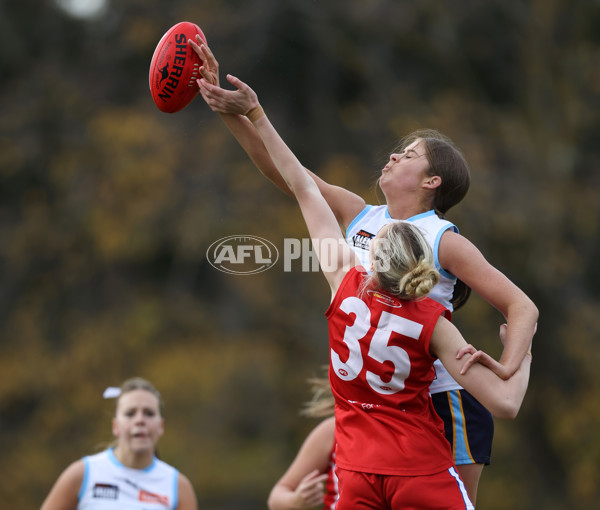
[432,318,532,419]
[439,230,538,379]
[190,41,366,228]
[40,460,84,510]
[207,74,359,292]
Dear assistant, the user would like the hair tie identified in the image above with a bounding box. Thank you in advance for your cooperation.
[103,387,122,399]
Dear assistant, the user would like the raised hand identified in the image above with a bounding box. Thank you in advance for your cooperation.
[188,36,220,87]
[197,74,259,116]
[458,324,517,379]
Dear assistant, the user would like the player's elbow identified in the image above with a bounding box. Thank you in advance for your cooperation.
[521,297,539,326]
[531,302,539,322]
[491,398,522,420]
[266,492,276,510]
[494,406,519,420]
[266,485,288,510]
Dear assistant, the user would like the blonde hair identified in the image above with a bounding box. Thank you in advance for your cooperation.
[301,372,334,418]
[369,222,439,299]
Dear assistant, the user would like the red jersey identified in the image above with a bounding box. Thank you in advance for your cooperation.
[325,267,453,476]
[322,443,338,509]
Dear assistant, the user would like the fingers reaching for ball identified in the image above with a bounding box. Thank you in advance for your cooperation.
[186,37,260,118]
[188,37,220,87]
[196,74,258,116]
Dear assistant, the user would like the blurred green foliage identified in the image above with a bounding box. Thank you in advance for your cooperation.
[1,0,599,508]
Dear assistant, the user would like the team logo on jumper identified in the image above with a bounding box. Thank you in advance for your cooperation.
[93,483,119,500]
[207,235,279,275]
[351,229,375,251]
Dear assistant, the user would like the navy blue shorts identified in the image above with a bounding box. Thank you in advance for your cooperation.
[431,389,494,465]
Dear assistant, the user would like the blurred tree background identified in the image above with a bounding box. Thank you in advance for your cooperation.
[1,0,599,508]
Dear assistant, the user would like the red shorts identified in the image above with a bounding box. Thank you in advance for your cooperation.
[335,466,474,510]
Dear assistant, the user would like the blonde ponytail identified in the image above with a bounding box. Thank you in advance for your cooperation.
[301,372,334,418]
[370,222,439,300]
[398,258,439,299]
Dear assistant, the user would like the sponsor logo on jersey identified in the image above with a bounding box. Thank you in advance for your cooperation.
[366,290,402,308]
[207,235,279,274]
[139,489,169,505]
[348,399,382,410]
[93,483,119,499]
[351,229,375,251]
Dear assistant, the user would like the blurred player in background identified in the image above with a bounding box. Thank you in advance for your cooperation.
[40,377,197,510]
[268,375,337,509]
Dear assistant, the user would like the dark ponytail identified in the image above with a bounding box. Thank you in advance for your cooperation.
[451,279,471,311]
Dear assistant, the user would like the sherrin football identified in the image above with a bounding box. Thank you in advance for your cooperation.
[149,22,207,113]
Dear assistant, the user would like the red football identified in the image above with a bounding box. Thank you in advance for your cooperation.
[149,22,207,113]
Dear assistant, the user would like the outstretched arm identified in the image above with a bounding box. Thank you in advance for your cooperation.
[198,74,358,293]
[189,38,366,229]
[431,318,532,419]
[440,230,538,379]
